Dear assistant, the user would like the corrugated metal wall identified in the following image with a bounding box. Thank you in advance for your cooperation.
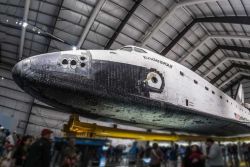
[0,63,32,134]
[0,63,73,136]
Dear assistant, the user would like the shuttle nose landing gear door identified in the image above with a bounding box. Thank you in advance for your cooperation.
[137,69,165,97]
[145,71,163,92]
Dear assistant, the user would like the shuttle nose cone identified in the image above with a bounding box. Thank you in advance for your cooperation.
[12,58,31,88]
[12,61,21,78]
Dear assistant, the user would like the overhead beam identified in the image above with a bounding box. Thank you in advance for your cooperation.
[178,34,250,63]
[191,45,250,71]
[211,64,250,84]
[223,76,250,92]
[46,0,64,52]
[160,16,250,56]
[219,72,250,89]
[204,57,250,77]
[77,0,106,48]
[223,76,244,92]
[18,0,31,60]
[105,0,142,49]
[1,20,73,49]
[140,0,221,47]
[210,64,234,84]
[191,47,218,71]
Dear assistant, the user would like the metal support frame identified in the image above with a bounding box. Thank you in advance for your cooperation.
[223,76,250,92]
[230,86,234,98]
[204,57,250,77]
[18,0,31,60]
[211,64,250,84]
[77,0,106,48]
[23,98,34,135]
[140,0,221,47]
[46,0,64,52]
[191,45,250,71]
[64,114,250,141]
[178,34,250,63]
[1,22,71,52]
[219,72,250,89]
[160,21,196,55]
[105,0,142,49]
[191,47,218,71]
[160,16,250,56]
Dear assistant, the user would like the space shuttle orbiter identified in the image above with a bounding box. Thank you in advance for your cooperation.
[12,45,250,136]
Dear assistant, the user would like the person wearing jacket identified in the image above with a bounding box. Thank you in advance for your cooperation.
[150,143,164,167]
[13,135,33,167]
[24,129,53,167]
[186,145,205,167]
[204,138,224,167]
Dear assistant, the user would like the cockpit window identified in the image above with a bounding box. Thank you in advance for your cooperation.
[134,47,147,53]
[120,47,132,52]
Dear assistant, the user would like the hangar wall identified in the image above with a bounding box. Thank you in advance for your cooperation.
[0,63,32,134]
[0,62,71,136]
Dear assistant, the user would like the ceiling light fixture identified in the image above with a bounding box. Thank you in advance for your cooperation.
[22,22,28,28]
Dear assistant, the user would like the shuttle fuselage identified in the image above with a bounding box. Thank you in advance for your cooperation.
[12,46,250,136]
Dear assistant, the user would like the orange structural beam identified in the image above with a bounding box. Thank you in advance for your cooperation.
[63,115,250,142]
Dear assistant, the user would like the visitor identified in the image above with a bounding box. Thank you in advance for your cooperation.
[169,143,178,167]
[186,145,204,167]
[61,138,79,167]
[24,128,53,167]
[150,143,164,167]
[0,126,6,156]
[204,138,224,167]
[13,135,33,167]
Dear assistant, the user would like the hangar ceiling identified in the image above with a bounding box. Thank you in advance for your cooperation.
[1,0,250,134]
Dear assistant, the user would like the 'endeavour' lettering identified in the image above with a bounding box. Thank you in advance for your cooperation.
[143,56,173,68]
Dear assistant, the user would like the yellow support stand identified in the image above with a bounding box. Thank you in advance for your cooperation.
[63,114,250,142]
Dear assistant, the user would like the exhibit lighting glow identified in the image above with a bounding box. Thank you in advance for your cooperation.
[72,46,77,50]
[38,30,41,34]
[6,19,8,22]
[19,21,22,25]
[1,77,4,80]
[16,21,18,24]
[22,22,28,28]
[102,146,109,151]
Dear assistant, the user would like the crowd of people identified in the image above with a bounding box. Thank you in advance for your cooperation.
[1,124,250,167]
[130,138,225,167]
[0,126,80,167]
[105,139,250,167]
